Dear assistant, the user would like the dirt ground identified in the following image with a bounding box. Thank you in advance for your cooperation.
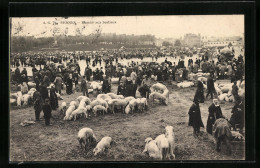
[9,81,245,162]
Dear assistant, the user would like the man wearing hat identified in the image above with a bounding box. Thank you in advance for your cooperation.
[206,99,224,134]
[188,99,204,137]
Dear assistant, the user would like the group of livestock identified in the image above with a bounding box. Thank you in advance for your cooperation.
[76,125,176,160]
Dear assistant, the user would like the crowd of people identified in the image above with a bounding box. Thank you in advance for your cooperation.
[10,46,245,133]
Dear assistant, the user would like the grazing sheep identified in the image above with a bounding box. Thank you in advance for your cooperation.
[107,93,124,99]
[22,94,31,105]
[165,126,175,159]
[16,95,23,106]
[27,82,36,88]
[136,98,147,112]
[81,97,91,105]
[108,99,128,114]
[10,98,16,105]
[29,88,36,92]
[10,93,18,99]
[64,105,76,120]
[78,100,87,108]
[142,137,161,160]
[231,131,245,141]
[162,89,169,104]
[70,101,79,108]
[97,94,111,100]
[218,93,228,101]
[128,99,138,113]
[93,105,107,116]
[124,96,135,104]
[125,104,131,114]
[20,82,28,94]
[151,83,167,93]
[93,136,112,156]
[77,96,88,102]
[90,98,108,109]
[60,102,67,114]
[78,128,97,151]
[149,92,167,105]
[177,81,194,88]
[17,91,23,98]
[70,107,88,121]
[155,134,170,160]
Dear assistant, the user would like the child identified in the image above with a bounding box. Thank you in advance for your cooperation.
[42,98,52,126]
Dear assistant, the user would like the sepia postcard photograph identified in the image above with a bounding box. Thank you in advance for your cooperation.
[9,15,246,162]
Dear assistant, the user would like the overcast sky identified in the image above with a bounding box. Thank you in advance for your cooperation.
[10,15,244,39]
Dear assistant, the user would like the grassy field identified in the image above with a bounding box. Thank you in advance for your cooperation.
[9,81,245,162]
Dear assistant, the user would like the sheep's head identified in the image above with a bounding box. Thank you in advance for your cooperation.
[93,147,102,156]
[145,137,153,144]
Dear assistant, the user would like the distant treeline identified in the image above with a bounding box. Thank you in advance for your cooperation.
[11,34,156,52]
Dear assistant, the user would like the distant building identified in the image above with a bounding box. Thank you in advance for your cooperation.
[202,36,243,47]
[182,33,201,47]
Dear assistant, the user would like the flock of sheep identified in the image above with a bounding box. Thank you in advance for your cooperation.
[77,125,176,159]
[61,82,170,121]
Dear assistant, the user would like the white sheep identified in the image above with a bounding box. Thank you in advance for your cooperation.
[10,98,16,105]
[128,99,138,113]
[78,128,97,151]
[70,107,88,121]
[97,94,111,100]
[93,136,112,156]
[77,96,89,102]
[142,137,161,160]
[218,93,228,101]
[78,100,87,108]
[107,93,124,99]
[165,126,175,159]
[151,83,167,93]
[29,88,36,92]
[155,134,170,160]
[60,102,67,114]
[64,105,76,120]
[22,94,31,105]
[90,98,108,109]
[108,99,128,114]
[149,92,167,105]
[20,82,28,94]
[93,105,107,116]
[125,104,131,114]
[124,96,135,104]
[70,101,79,108]
[27,82,36,88]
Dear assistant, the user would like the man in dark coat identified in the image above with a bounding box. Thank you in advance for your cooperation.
[102,75,110,94]
[188,99,204,136]
[42,98,52,126]
[66,74,73,95]
[117,82,125,95]
[206,75,216,99]
[232,81,239,103]
[206,99,223,134]
[15,67,21,83]
[33,90,42,121]
[194,81,205,103]
[39,84,49,101]
[229,97,244,132]
[81,76,89,96]
[49,87,58,110]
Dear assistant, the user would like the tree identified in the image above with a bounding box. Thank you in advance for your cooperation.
[174,39,182,47]
[228,42,232,47]
[162,41,172,47]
